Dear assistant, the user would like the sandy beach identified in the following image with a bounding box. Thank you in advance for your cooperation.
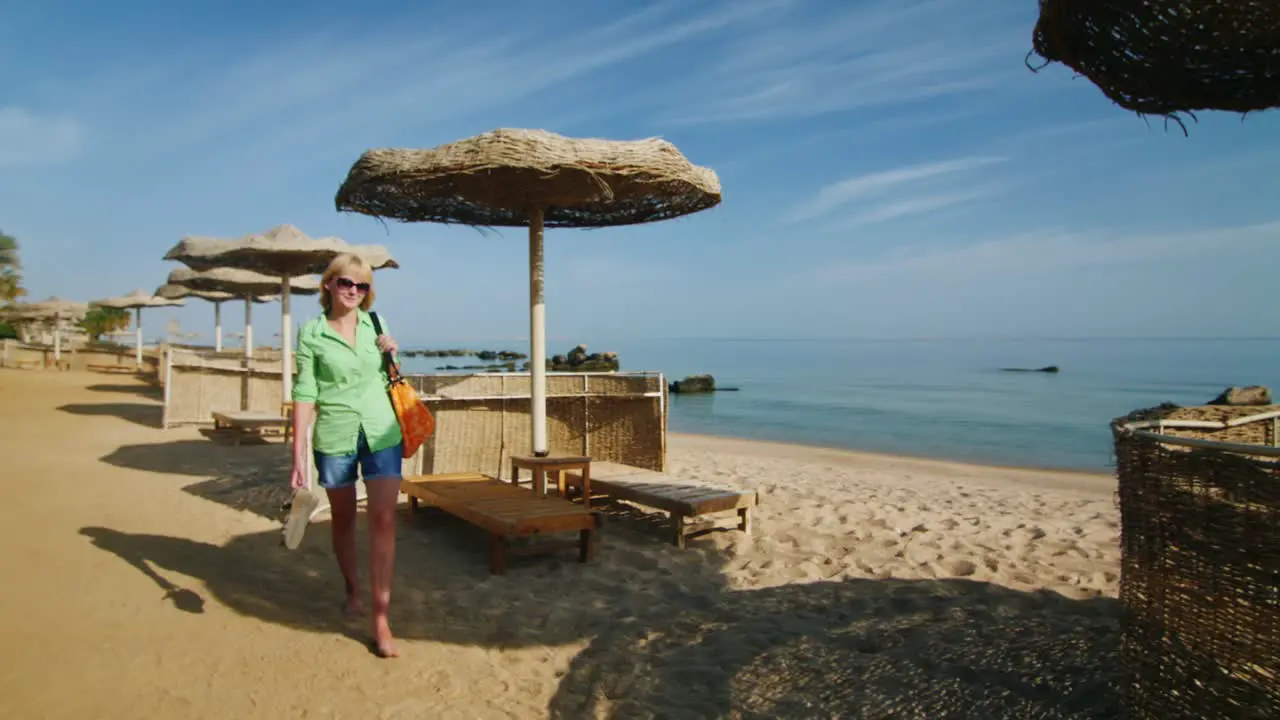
[0,368,1123,719]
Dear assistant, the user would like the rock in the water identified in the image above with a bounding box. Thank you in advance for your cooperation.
[670,374,716,393]
[1001,365,1060,373]
[535,344,620,372]
[1208,385,1272,406]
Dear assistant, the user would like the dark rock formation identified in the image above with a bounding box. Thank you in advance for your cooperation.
[521,344,621,372]
[1207,385,1272,406]
[436,362,517,372]
[405,348,527,360]
[670,374,716,394]
[1001,365,1060,373]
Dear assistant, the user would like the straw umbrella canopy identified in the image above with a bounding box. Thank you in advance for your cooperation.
[90,290,185,367]
[10,297,89,360]
[162,225,398,401]
[155,282,278,353]
[334,127,722,456]
[1029,0,1280,128]
[0,306,47,345]
[161,267,316,358]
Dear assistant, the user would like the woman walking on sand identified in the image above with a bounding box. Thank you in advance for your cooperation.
[290,252,403,658]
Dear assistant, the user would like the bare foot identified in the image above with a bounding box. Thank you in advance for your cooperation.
[343,597,366,619]
[373,615,399,658]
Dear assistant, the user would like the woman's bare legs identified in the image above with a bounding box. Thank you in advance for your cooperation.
[325,486,365,617]
[365,477,401,657]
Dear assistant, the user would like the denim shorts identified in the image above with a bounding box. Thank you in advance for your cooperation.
[314,429,403,490]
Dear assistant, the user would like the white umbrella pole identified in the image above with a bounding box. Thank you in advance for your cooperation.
[243,296,254,360]
[214,301,223,352]
[134,307,143,367]
[529,208,548,457]
[281,278,292,404]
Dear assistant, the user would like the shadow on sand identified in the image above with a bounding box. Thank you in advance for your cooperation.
[101,439,294,519]
[88,433,1122,717]
[80,520,1121,718]
[58,402,164,429]
[85,382,164,400]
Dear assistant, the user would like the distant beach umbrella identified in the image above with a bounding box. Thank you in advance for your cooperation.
[155,282,278,353]
[163,225,398,402]
[1029,0,1280,126]
[10,297,90,361]
[90,290,185,367]
[161,267,317,357]
[335,127,722,456]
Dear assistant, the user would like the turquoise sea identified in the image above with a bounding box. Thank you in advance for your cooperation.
[400,338,1280,472]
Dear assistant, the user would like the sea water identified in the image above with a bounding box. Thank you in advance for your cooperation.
[400,337,1280,472]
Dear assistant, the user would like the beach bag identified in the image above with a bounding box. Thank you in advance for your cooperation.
[370,312,435,459]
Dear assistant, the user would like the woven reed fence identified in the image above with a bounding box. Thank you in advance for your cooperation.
[1111,404,1280,719]
[161,347,287,428]
[160,349,668,474]
[1,339,161,374]
[403,371,667,477]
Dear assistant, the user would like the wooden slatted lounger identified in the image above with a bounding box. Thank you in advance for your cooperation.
[565,461,757,548]
[401,472,601,575]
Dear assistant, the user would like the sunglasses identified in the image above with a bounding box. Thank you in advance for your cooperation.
[334,277,371,294]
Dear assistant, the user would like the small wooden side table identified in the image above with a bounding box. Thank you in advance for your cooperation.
[510,455,591,507]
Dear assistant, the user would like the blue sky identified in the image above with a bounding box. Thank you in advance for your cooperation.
[3,0,1280,346]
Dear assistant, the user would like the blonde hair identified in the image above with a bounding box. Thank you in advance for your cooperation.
[319,253,376,313]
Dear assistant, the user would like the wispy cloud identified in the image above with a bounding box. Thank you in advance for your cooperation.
[810,220,1280,286]
[833,188,999,227]
[662,0,1026,124]
[789,156,1005,223]
[60,3,785,164]
[0,107,84,168]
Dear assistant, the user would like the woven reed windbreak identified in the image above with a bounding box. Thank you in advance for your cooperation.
[1030,0,1280,125]
[334,128,722,228]
[406,372,667,476]
[1111,414,1280,719]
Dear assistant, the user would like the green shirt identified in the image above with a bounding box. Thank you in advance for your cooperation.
[293,310,402,456]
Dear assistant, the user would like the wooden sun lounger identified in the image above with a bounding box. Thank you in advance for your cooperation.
[401,472,601,575]
[210,410,289,445]
[565,461,758,548]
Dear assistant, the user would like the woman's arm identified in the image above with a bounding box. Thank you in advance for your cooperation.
[291,402,315,467]
[291,327,319,476]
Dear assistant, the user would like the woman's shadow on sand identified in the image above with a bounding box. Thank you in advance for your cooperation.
[80,513,1122,718]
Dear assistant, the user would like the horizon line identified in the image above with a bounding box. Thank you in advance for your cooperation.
[395,334,1280,348]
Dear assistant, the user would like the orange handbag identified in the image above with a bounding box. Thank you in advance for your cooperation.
[370,312,435,459]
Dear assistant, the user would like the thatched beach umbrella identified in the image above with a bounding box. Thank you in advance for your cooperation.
[12,297,89,361]
[1029,0,1280,126]
[163,225,398,402]
[155,284,274,353]
[335,127,721,456]
[155,283,279,352]
[90,290,185,367]
[160,267,316,358]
